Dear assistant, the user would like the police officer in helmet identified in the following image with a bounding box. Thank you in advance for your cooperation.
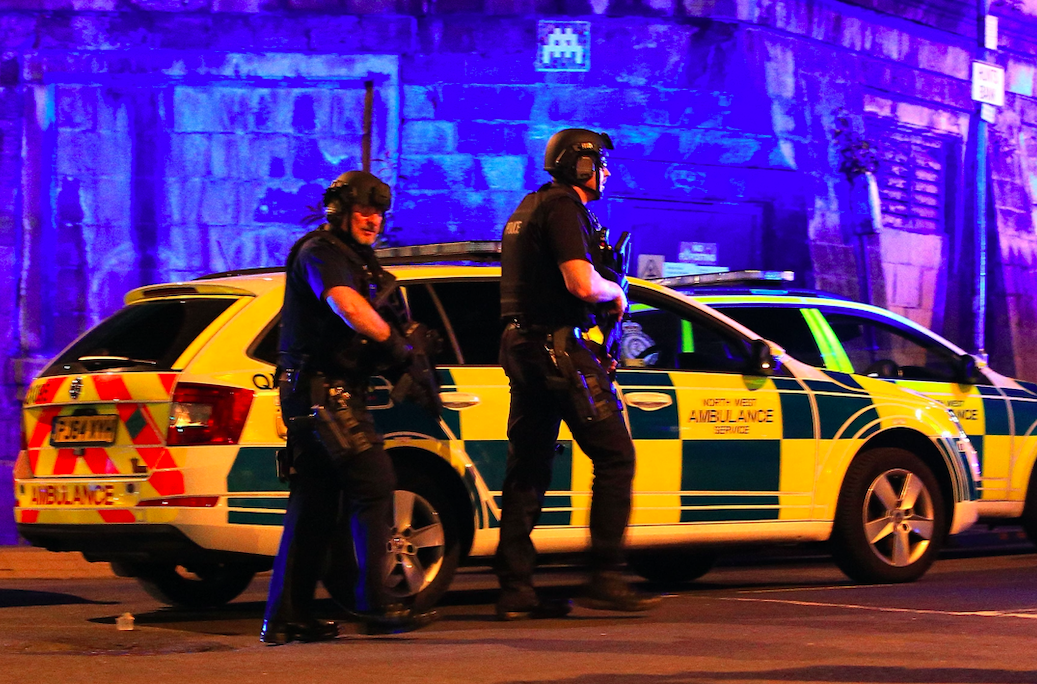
[495,128,660,620]
[261,170,435,642]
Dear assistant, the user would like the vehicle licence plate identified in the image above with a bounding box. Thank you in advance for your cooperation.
[50,415,119,446]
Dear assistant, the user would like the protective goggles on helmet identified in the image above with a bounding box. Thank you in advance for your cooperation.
[323,173,392,214]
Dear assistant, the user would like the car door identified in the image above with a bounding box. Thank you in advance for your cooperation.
[403,279,563,530]
[815,308,1012,503]
[617,287,816,526]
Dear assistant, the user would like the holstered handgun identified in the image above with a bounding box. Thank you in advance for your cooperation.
[308,376,374,462]
[275,433,295,484]
[545,328,614,424]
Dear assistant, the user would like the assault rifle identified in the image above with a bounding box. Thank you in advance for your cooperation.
[594,228,631,378]
[370,271,444,418]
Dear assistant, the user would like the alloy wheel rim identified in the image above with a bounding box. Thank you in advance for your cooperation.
[384,489,446,598]
[862,467,936,567]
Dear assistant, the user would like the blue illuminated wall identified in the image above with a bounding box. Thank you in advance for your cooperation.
[3,0,1037,544]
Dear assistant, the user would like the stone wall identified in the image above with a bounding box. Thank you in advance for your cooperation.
[3,0,1037,543]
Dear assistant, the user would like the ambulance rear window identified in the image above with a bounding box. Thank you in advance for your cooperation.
[42,298,236,376]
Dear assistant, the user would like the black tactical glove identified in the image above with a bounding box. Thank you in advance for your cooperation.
[383,329,414,368]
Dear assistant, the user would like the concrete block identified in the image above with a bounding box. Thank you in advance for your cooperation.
[404,85,438,121]
[477,155,527,191]
[993,180,1030,213]
[343,0,396,13]
[292,91,332,135]
[200,180,240,225]
[484,0,537,14]
[435,84,535,123]
[129,0,212,10]
[404,51,533,85]
[168,134,211,179]
[326,15,415,53]
[250,89,294,134]
[0,16,38,51]
[212,0,275,11]
[402,120,457,155]
[210,133,250,179]
[164,178,204,226]
[287,0,342,9]
[56,131,131,178]
[400,154,476,190]
[289,138,344,183]
[888,262,922,308]
[249,135,291,179]
[210,14,309,50]
[457,121,532,156]
[328,90,366,136]
[96,91,130,133]
[91,177,132,227]
[591,21,702,88]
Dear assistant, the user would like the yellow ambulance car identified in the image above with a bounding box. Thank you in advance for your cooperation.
[14,244,980,609]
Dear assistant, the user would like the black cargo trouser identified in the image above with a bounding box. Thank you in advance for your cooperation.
[263,373,397,626]
[495,323,636,606]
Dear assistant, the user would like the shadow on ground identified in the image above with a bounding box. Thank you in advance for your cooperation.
[0,588,115,608]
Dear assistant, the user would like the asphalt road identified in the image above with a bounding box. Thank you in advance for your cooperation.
[3,542,1037,684]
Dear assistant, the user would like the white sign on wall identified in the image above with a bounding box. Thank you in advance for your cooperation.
[637,254,664,279]
[536,21,591,73]
[972,61,1005,107]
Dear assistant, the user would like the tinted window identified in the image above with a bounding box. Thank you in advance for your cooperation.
[250,318,280,366]
[623,293,752,374]
[715,307,825,368]
[43,298,236,376]
[406,280,502,365]
[823,310,961,382]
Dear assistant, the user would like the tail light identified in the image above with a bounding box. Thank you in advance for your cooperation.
[167,383,254,446]
[13,421,32,480]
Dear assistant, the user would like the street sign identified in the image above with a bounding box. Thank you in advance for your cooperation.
[637,254,664,279]
[972,61,1005,106]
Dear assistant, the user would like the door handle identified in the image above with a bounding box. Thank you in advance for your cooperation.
[624,392,673,411]
[440,392,481,410]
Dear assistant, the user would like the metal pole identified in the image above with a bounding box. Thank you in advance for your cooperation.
[974,0,990,361]
[362,80,374,172]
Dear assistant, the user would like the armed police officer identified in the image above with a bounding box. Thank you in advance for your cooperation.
[261,170,437,643]
[495,128,660,620]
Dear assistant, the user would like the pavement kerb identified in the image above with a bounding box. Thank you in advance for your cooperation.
[0,546,116,580]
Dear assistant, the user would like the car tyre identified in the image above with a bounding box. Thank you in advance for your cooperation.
[1019,465,1037,546]
[830,447,946,583]
[323,463,461,613]
[134,562,256,608]
[628,549,716,584]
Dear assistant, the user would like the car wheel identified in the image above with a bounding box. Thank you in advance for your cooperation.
[628,549,716,584]
[323,464,460,613]
[830,447,946,583]
[134,562,256,608]
[1019,465,1037,546]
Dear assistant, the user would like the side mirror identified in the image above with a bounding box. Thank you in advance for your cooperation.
[956,353,984,385]
[748,339,775,376]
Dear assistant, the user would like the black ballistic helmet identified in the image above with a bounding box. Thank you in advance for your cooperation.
[543,128,613,199]
[323,170,392,225]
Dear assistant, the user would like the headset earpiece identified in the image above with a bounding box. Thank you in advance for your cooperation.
[575,156,594,181]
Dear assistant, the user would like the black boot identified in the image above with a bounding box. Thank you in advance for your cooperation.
[576,571,661,612]
[359,603,438,635]
[260,618,339,644]
[496,597,573,621]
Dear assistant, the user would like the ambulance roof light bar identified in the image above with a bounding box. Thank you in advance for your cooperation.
[649,270,795,289]
[375,241,502,265]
